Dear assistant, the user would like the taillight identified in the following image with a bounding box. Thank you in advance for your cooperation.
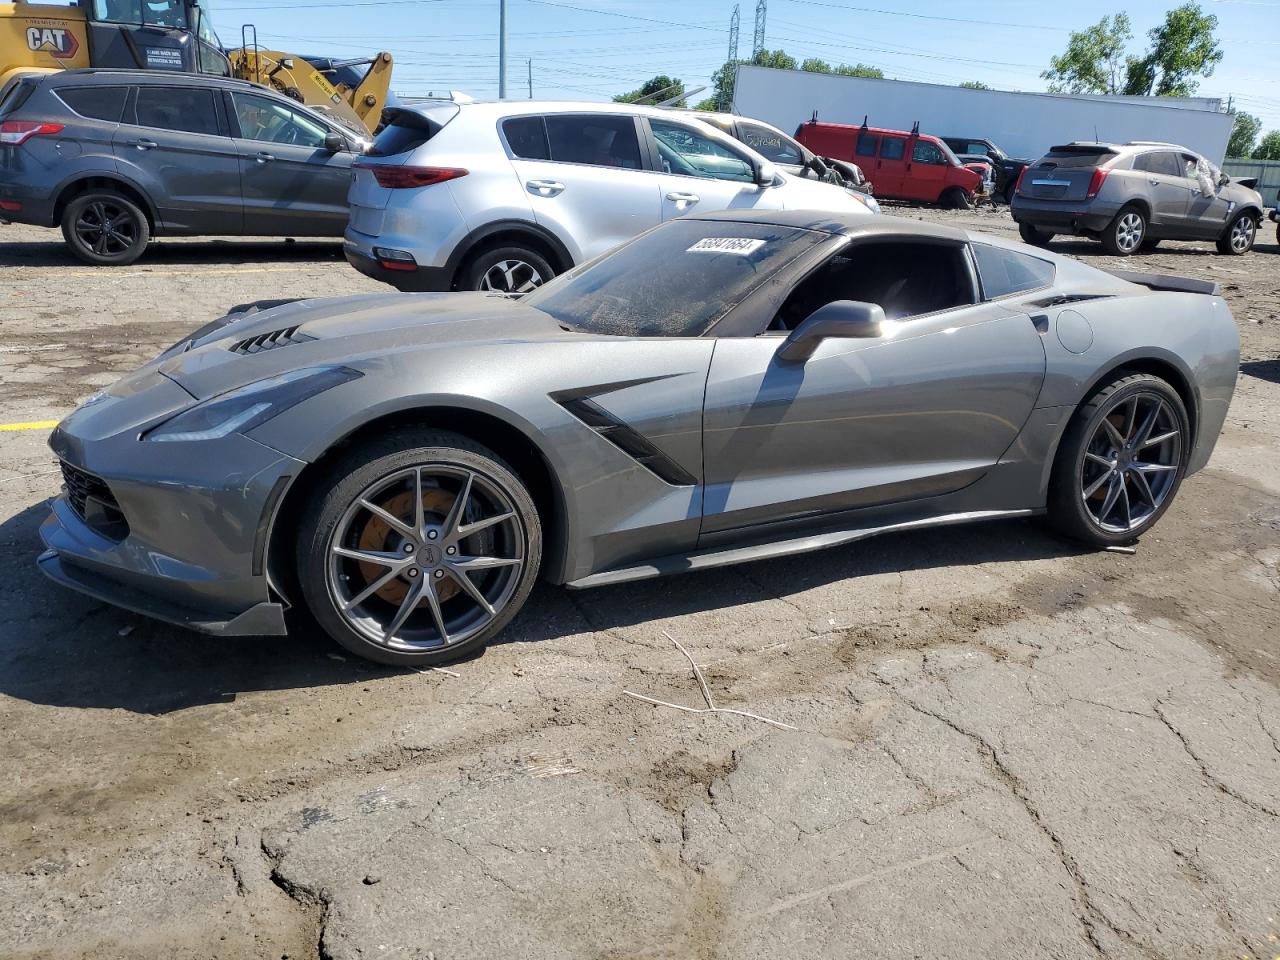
[1086,167,1109,199]
[0,121,65,145]
[1013,166,1028,196]
[355,163,468,189]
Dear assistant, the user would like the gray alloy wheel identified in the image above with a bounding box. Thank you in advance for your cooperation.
[1216,213,1256,255]
[297,430,542,666]
[60,190,151,266]
[480,258,547,295]
[1048,373,1188,546]
[460,244,556,295]
[1103,207,1146,256]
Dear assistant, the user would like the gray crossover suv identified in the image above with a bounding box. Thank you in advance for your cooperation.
[0,69,368,265]
[1011,141,1264,256]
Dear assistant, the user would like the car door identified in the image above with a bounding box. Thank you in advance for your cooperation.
[1181,153,1232,238]
[1132,151,1189,233]
[874,134,907,197]
[228,91,356,236]
[907,138,950,202]
[112,84,243,233]
[699,239,1046,539]
[646,118,781,220]
[505,113,660,262]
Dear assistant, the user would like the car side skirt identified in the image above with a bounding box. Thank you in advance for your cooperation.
[564,508,1040,590]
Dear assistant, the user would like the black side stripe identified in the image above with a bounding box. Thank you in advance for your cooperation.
[556,396,697,487]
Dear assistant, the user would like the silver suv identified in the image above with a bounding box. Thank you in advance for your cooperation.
[344,99,875,293]
[1011,141,1264,256]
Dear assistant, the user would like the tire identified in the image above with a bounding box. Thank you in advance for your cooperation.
[940,187,971,210]
[60,190,150,266]
[458,244,556,294]
[1047,373,1190,547]
[1018,223,1054,247]
[1216,212,1256,255]
[1101,205,1147,256]
[296,428,543,667]
[1139,237,1161,252]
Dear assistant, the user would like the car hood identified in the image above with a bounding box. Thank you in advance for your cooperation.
[776,171,875,214]
[153,292,572,400]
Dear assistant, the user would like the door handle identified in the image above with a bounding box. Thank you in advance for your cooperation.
[665,191,699,205]
[526,179,564,195]
[256,152,275,164]
[133,139,157,151]
[1148,178,1160,186]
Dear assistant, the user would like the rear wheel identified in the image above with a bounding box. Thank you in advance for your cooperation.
[1018,223,1054,247]
[60,190,150,266]
[459,244,555,295]
[296,429,542,666]
[1101,205,1146,256]
[1216,212,1256,255]
[1047,373,1189,546]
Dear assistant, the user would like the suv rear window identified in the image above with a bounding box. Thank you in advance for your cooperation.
[370,104,459,157]
[133,86,220,136]
[1038,146,1116,169]
[0,79,36,118]
[57,86,128,122]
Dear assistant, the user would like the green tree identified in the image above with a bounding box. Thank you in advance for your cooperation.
[959,80,991,90]
[800,57,831,73]
[1123,3,1223,96]
[613,75,685,107]
[1042,14,1132,94]
[710,48,797,110]
[800,57,883,78]
[1226,111,1262,159]
[1254,130,1280,161]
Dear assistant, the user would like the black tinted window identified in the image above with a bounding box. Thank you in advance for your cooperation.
[503,116,549,160]
[57,86,128,122]
[856,132,878,157]
[524,220,826,337]
[880,136,905,160]
[371,121,431,156]
[133,86,220,136]
[546,114,641,169]
[0,79,36,118]
[973,243,1055,298]
[739,121,802,165]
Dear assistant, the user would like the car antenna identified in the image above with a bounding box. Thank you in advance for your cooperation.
[911,120,919,136]
[860,114,868,129]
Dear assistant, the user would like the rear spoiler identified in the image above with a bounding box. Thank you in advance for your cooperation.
[1107,269,1221,297]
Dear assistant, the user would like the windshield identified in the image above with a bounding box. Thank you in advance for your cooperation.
[93,0,189,28]
[524,219,829,337]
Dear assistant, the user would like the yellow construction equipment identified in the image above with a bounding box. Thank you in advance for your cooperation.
[0,1,393,134]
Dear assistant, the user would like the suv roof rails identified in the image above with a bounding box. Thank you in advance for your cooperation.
[55,68,258,89]
[1124,140,1182,147]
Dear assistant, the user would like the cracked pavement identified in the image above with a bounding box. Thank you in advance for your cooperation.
[1,214,1278,959]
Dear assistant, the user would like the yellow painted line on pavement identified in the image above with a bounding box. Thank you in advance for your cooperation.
[0,420,59,432]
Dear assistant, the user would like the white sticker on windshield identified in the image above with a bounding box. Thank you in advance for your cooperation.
[686,237,766,255]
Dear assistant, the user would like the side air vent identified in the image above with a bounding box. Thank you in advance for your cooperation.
[1030,294,1110,308]
[229,325,316,355]
[556,396,696,487]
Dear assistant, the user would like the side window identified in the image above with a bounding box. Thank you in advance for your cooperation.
[502,116,550,160]
[1155,152,1184,178]
[880,136,905,161]
[769,241,976,329]
[972,243,1055,298]
[966,142,988,156]
[739,121,803,165]
[912,140,945,165]
[56,86,128,122]
[133,86,220,136]
[232,94,328,147]
[650,119,753,182]
[545,114,642,169]
[855,132,879,157]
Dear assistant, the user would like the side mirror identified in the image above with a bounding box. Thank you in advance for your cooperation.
[754,159,778,186]
[1217,172,1230,188]
[323,131,346,153]
[778,300,885,362]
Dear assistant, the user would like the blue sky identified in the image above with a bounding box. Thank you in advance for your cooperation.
[211,0,1278,130]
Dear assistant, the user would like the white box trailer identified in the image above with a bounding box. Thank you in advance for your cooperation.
[732,65,1235,166]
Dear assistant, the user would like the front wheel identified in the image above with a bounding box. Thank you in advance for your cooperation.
[1216,212,1256,255]
[459,245,555,295]
[296,429,542,666]
[1047,373,1189,546]
[60,190,150,266]
[940,187,971,210]
[1101,205,1146,256]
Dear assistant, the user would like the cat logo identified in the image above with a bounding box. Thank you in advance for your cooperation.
[26,26,80,60]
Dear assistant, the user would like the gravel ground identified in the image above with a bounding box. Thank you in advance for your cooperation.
[0,208,1278,960]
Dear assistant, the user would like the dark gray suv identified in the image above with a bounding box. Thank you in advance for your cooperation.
[1011,141,1264,257]
[0,70,368,265]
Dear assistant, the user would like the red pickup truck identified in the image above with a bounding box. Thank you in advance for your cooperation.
[795,120,984,208]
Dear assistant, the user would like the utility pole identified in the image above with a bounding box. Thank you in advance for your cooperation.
[498,0,507,98]
[527,58,533,98]
[723,5,740,111]
[752,0,766,57]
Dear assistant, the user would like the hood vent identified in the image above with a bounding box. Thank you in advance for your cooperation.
[229,325,316,355]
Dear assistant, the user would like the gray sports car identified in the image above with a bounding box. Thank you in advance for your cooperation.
[38,212,1239,666]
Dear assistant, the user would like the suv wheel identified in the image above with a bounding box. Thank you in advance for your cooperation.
[1102,205,1146,256]
[940,187,971,210]
[1216,212,1256,256]
[460,245,555,295]
[1018,223,1054,247]
[61,190,150,266]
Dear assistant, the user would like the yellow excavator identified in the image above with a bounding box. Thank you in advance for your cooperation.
[0,0,393,134]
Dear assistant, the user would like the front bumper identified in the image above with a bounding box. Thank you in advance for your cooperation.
[39,421,305,636]
[1010,197,1120,233]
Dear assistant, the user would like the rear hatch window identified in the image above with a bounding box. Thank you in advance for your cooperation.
[1024,145,1117,200]
[369,104,459,157]
[0,79,37,119]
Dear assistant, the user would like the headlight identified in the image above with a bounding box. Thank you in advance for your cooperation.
[849,189,881,214]
[145,366,361,442]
